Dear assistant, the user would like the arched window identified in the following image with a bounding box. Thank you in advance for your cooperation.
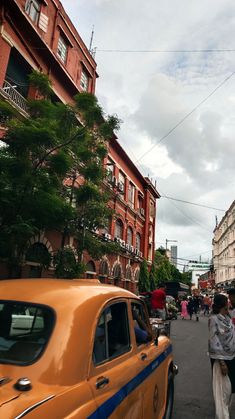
[115,219,123,239]
[99,260,109,276]
[135,269,140,283]
[136,233,141,251]
[25,243,51,267]
[127,227,133,245]
[86,260,96,279]
[113,264,121,279]
[126,266,132,281]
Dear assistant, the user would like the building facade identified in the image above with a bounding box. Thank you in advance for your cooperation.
[0,0,160,292]
[213,200,235,289]
[0,0,97,130]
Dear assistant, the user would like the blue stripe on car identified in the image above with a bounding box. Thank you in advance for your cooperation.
[88,344,172,419]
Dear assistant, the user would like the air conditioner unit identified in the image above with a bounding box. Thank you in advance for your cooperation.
[126,244,131,252]
[103,233,112,241]
[140,208,145,216]
[118,182,124,193]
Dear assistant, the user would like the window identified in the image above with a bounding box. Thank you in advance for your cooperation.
[57,35,68,63]
[25,0,41,23]
[93,302,130,364]
[128,182,135,208]
[118,171,125,194]
[127,227,133,245]
[136,233,141,251]
[150,200,155,217]
[115,219,123,239]
[80,70,89,91]
[106,158,115,183]
[0,301,54,365]
[131,302,150,346]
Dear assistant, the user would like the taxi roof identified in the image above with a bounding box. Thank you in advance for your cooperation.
[0,278,137,310]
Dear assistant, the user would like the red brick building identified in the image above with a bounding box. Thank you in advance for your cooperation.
[0,0,160,291]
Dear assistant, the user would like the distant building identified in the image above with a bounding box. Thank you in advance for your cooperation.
[170,245,178,267]
[187,261,211,289]
[213,200,235,289]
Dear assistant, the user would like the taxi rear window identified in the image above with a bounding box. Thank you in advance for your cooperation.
[0,301,55,365]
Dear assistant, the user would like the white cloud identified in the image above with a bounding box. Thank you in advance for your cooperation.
[61,0,235,264]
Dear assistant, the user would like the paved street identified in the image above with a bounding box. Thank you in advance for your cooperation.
[171,314,235,419]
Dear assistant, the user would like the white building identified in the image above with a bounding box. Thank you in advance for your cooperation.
[213,200,235,288]
[187,261,211,288]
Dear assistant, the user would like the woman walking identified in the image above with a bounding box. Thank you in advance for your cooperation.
[208,293,235,419]
[180,297,188,320]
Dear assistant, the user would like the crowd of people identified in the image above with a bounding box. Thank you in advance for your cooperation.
[140,285,235,418]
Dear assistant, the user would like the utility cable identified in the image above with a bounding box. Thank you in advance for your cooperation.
[135,70,235,163]
[161,195,225,212]
[97,48,235,54]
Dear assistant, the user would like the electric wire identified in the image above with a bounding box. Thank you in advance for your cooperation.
[97,48,235,54]
[135,70,235,163]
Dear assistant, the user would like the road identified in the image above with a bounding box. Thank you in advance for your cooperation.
[170,313,235,419]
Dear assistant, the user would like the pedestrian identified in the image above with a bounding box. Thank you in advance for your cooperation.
[203,293,211,316]
[180,296,188,319]
[228,288,235,325]
[192,294,200,321]
[151,283,167,320]
[208,293,235,419]
[187,296,194,320]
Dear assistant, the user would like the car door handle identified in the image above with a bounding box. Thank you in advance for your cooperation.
[96,376,109,389]
[141,352,147,361]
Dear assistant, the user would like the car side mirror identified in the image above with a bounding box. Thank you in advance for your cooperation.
[154,328,160,346]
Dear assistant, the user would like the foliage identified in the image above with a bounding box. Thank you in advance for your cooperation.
[54,247,85,279]
[0,72,121,277]
[138,259,150,292]
[149,263,157,291]
[154,249,182,286]
[181,271,192,286]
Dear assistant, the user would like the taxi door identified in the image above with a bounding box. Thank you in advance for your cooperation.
[130,300,171,419]
[87,299,144,419]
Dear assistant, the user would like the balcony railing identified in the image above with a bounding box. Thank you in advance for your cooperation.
[1,80,28,114]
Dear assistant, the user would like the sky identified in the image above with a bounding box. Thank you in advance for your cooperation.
[61,0,235,270]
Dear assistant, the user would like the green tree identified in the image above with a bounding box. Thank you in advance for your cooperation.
[138,259,150,292]
[149,263,157,291]
[0,71,120,277]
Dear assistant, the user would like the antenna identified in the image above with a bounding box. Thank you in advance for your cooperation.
[89,25,94,52]
[215,215,218,227]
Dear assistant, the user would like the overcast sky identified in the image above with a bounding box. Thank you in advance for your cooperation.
[61,0,235,270]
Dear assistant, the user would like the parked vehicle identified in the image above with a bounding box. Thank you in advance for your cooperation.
[0,279,178,419]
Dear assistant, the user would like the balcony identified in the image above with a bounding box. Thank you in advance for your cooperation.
[0,80,28,116]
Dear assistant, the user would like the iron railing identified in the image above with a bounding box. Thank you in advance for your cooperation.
[1,80,28,114]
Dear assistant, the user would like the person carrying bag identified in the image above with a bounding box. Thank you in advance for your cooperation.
[208,293,235,419]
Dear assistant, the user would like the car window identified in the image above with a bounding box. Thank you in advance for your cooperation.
[93,301,130,365]
[0,301,55,365]
[131,302,150,346]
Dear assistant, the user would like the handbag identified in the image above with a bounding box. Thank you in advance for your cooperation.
[212,360,232,419]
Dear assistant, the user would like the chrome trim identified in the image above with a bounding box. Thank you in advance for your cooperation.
[14,395,55,419]
[173,363,179,376]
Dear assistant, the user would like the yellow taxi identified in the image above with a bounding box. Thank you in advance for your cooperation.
[0,279,177,419]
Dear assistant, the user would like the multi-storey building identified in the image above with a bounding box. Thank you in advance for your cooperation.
[213,200,235,289]
[0,0,160,292]
[0,0,97,126]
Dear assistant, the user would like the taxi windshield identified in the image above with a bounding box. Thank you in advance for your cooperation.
[0,301,55,365]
